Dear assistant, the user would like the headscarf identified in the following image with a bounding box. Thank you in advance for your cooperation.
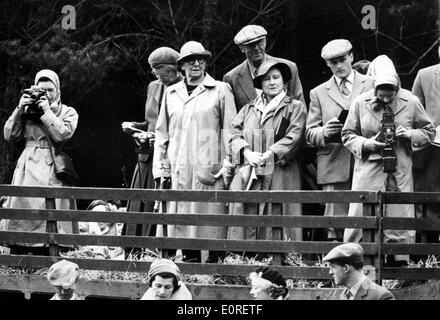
[34,69,62,114]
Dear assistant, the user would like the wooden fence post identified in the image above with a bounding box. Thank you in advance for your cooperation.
[376,192,383,284]
[45,198,59,257]
[362,202,375,266]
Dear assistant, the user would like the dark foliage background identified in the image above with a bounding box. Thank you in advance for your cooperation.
[0,0,438,193]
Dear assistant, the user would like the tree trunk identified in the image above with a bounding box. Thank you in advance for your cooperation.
[203,0,218,77]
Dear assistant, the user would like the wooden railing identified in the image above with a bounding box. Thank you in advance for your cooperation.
[0,185,439,299]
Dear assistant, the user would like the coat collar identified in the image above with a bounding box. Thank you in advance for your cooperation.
[433,65,440,91]
[249,95,293,126]
[170,73,216,103]
[364,88,411,121]
[237,61,257,102]
[353,277,372,300]
[325,71,370,109]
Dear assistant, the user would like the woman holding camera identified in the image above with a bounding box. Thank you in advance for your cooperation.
[3,69,79,255]
[341,57,434,266]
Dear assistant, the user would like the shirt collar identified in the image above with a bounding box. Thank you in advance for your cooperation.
[335,70,355,86]
[349,274,367,298]
[247,55,268,79]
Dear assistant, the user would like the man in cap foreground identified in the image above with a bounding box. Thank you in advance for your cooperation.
[223,24,305,111]
[306,39,373,242]
[323,243,394,300]
[47,260,82,300]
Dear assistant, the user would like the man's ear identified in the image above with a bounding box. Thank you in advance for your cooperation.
[238,45,245,53]
[344,264,351,273]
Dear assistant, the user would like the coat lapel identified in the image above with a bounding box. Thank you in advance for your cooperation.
[354,277,370,300]
[326,77,346,109]
[173,81,189,104]
[433,65,440,91]
[392,89,410,116]
[238,62,257,102]
[350,71,369,104]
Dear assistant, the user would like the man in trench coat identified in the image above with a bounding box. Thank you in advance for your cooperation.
[306,39,373,241]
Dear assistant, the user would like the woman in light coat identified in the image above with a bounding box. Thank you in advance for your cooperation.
[153,41,237,244]
[3,69,78,255]
[228,61,306,242]
[342,59,434,265]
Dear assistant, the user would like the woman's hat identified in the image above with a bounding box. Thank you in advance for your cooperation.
[177,41,212,64]
[252,266,286,287]
[47,260,80,288]
[253,60,292,90]
[148,47,180,68]
[148,259,181,282]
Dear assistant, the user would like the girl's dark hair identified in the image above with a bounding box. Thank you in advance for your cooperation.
[268,284,289,299]
[376,83,397,91]
[149,272,180,293]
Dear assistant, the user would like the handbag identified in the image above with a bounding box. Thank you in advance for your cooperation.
[50,146,80,186]
[42,129,80,186]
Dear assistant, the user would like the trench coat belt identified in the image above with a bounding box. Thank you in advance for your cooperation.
[25,140,51,149]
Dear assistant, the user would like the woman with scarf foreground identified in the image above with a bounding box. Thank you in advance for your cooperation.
[342,57,434,266]
[228,60,306,243]
[3,69,79,255]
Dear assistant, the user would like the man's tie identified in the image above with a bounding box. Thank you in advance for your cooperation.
[340,78,351,96]
[343,288,353,300]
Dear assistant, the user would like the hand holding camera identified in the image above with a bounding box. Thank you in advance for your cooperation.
[395,125,412,139]
[323,117,344,139]
[19,86,49,121]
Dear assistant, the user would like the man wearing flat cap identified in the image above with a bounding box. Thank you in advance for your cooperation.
[306,39,373,242]
[223,24,305,112]
[121,47,183,251]
[47,259,82,300]
[323,243,394,300]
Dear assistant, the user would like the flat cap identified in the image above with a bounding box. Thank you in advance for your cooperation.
[323,243,364,265]
[234,25,267,45]
[321,39,353,60]
[148,47,180,68]
[253,60,292,90]
[47,260,80,288]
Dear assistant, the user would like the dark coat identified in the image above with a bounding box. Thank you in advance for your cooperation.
[223,54,305,112]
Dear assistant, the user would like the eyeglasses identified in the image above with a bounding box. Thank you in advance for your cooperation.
[151,68,172,77]
[184,56,206,65]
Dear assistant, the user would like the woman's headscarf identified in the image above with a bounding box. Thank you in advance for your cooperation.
[34,69,62,110]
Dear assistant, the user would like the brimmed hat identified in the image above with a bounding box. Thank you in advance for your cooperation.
[148,47,180,68]
[234,25,268,45]
[251,267,286,287]
[253,60,292,90]
[148,259,181,282]
[321,39,353,60]
[323,243,364,265]
[47,260,80,288]
[177,41,212,64]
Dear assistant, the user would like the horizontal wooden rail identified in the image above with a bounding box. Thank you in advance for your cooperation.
[0,209,378,229]
[382,217,440,231]
[0,232,379,254]
[383,192,440,204]
[0,255,332,279]
[381,243,440,255]
[0,185,380,203]
[381,268,440,280]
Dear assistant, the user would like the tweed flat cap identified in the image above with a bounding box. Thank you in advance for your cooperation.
[148,47,180,68]
[253,60,292,90]
[323,243,364,264]
[47,260,80,288]
[234,25,268,45]
[321,39,353,60]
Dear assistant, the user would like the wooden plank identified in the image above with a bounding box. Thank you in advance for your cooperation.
[382,217,440,231]
[381,243,440,255]
[383,192,440,204]
[0,185,379,203]
[45,198,59,257]
[0,208,378,229]
[0,274,344,300]
[0,232,379,254]
[381,268,440,280]
[0,255,333,279]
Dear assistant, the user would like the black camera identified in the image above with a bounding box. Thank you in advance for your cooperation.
[378,113,397,173]
[21,88,47,121]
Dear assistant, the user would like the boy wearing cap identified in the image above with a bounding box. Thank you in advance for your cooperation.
[223,24,305,112]
[141,258,192,300]
[323,243,394,300]
[306,39,373,242]
[47,260,82,300]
